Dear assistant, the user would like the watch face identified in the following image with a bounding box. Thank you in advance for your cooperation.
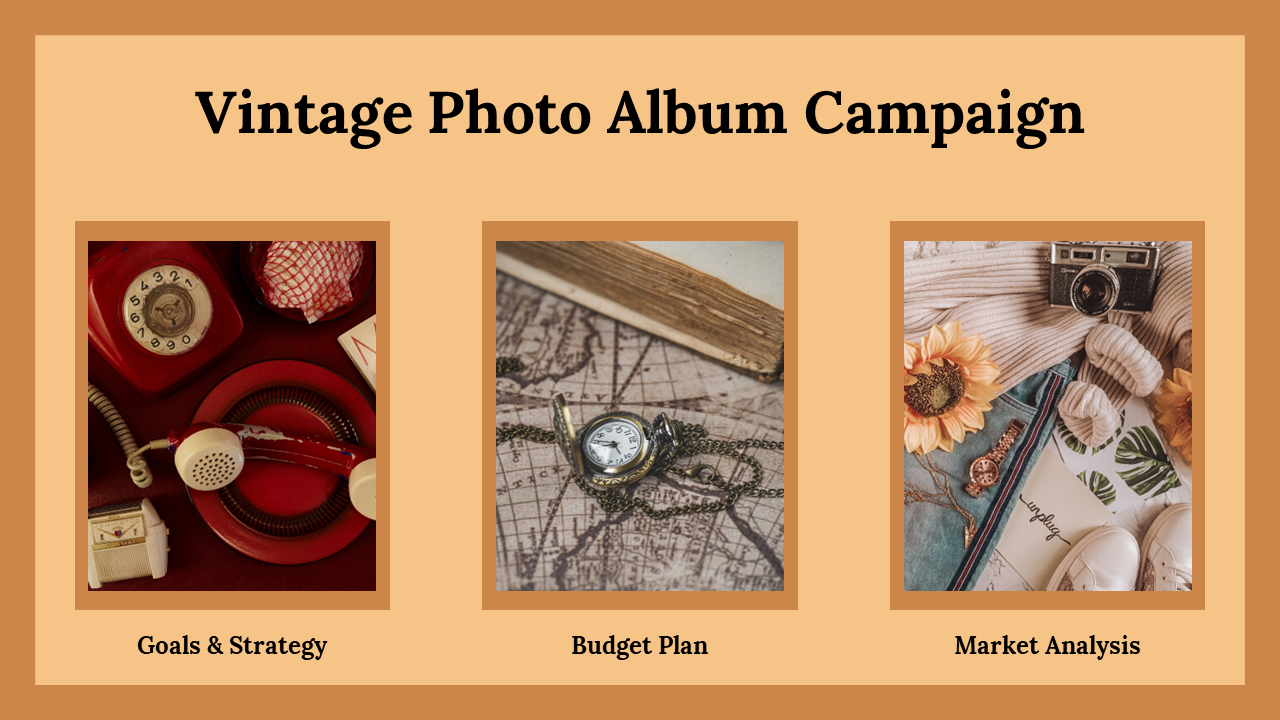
[122,264,213,356]
[584,419,643,468]
[576,411,654,486]
[969,457,1000,488]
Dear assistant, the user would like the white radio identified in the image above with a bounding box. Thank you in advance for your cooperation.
[88,498,168,588]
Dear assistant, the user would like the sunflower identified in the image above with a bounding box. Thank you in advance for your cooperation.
[1153,368,1193,466]
[904,321,1001,454]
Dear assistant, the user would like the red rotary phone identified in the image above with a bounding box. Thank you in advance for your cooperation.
[130,422,376,521]
[88,242,243,398]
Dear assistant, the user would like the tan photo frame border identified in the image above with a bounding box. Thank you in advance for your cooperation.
[890,223,1204,608]
[75,223,390,610]
[482,222,798,610]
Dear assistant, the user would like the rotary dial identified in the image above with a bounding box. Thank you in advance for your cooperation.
[122,264,213,356]
[584,419,642,468]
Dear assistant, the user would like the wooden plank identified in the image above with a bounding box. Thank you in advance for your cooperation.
[497,241,783,380]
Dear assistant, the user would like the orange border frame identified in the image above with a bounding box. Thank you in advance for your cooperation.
[482,222,797,610]
[891,222,1204,607]
[75,223,390,610]
[5,0,1276,714]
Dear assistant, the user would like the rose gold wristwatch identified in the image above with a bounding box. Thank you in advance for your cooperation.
[964,419,1026,498]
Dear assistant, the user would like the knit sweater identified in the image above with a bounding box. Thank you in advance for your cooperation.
[904,241,1192,445]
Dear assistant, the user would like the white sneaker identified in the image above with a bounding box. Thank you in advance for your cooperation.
[1137,503,1192,591]
[1046,526,1140,591]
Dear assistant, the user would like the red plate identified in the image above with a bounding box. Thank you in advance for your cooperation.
[239,241,375,323]
[189,359,375,564]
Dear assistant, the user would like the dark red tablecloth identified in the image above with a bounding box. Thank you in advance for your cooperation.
[87,241,376,591]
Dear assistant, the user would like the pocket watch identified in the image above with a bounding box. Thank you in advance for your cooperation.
[552,394,679,487]
[497,359,782,520]
[964,418,1026,498]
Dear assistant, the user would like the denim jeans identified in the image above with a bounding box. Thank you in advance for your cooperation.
[904,359,1075,591]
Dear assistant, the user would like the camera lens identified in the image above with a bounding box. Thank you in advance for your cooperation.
[1070,265,1121,315]
[1070,266,1119,316]
[1076,275,1112,313]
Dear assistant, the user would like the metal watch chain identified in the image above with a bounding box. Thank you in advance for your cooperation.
[497,359,783,520]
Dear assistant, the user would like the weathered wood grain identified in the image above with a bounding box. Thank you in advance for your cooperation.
[497,241,783,380]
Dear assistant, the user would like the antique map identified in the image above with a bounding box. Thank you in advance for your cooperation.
[496,273,785,591]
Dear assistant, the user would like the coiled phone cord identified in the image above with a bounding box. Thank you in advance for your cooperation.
[87,383,153,488]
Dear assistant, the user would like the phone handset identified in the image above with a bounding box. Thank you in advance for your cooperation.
[129,423,377,520]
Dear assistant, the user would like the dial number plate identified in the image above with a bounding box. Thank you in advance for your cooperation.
[122,264,213,356]
[576,410,653,485]
[90,512,146,550]
[584,420,642,468]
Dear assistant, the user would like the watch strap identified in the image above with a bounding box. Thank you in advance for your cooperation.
[988,418,1026,465]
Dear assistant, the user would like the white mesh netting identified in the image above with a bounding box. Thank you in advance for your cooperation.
[255,241,365,323]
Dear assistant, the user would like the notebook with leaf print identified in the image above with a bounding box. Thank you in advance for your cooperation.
[1052,395,1189,514]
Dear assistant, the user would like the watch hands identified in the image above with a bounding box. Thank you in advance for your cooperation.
[592,440,621,461]
[590,440,626,463]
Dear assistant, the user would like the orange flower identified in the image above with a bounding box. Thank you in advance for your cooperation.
[904,321,1001,454]
[1153,368,1193,466]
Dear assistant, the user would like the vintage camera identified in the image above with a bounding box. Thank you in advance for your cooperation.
[1048,242,1162,316]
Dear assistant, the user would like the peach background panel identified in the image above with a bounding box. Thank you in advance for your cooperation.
[35,36,1241,685]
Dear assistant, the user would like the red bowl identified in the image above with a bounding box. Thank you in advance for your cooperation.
[188,359,375,564]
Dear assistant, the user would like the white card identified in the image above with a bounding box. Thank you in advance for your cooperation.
[338,315,376,392]
[996,447,1116,591]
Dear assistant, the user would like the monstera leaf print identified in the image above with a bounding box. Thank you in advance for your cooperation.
[1056,410,1125,455]
[1056,419,1088,454]
[1077,470,1117,506]
[1115,425,1181,497]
